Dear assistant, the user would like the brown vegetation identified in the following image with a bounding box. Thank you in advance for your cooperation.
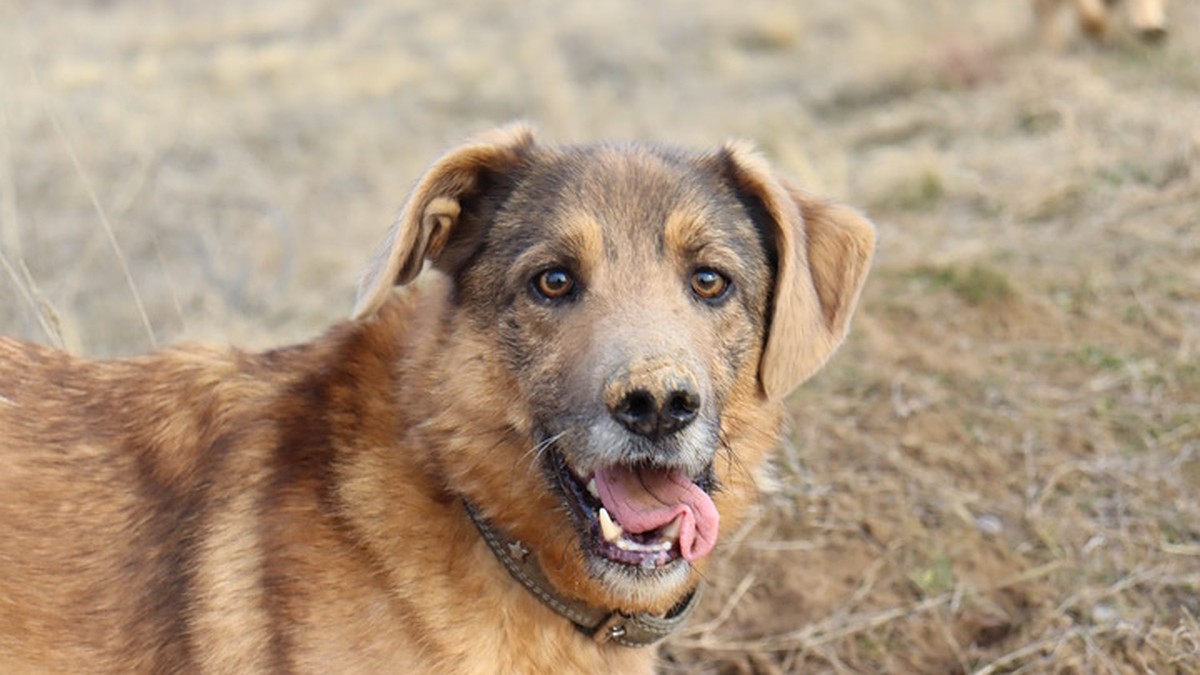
[2,0,1196,672]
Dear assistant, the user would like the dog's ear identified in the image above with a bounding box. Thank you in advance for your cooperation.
[718,142,876,401]
[352,124,535,319]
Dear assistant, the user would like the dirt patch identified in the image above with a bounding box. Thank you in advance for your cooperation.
[2,0,1197,671]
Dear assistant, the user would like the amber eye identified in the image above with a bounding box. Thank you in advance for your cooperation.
[690,268,730,301]
[533,268,575,300]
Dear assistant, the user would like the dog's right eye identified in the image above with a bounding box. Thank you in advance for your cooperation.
[532,268,576,301]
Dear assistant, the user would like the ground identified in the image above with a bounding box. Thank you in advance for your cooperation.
[1,0,1197,672]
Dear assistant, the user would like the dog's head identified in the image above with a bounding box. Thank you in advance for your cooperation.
[354,124,874,614]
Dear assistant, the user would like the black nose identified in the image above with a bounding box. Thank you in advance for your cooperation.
[610,387,700,439]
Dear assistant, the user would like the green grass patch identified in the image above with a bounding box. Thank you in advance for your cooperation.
[1075,345,1126,371]
[910,555,956,597]
[879,168,945,212]
[911,264,1016,306]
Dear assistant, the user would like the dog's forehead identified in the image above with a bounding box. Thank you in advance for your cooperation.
[503,144,755,250]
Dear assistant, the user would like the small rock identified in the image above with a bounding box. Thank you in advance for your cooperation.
[975,514,1004,537]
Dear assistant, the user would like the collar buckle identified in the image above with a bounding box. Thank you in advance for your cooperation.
[593,613,629,644]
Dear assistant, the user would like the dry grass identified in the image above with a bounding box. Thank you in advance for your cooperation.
[2,0,1198,672]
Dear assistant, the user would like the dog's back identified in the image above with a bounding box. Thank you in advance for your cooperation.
[0,312,411,672]
[0,337,277,670]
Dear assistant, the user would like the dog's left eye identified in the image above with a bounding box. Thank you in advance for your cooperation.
[690,268,730,302]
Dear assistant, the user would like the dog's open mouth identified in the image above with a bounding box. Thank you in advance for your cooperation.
[548,449,720,571]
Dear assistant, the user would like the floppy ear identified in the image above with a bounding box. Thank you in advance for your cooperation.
[352,124,536,319]
[719,142,876,401]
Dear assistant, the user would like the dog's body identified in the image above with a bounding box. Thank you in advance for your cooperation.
[0,126,874,674]
[0,294,654,673]
[1033,0,1167,45]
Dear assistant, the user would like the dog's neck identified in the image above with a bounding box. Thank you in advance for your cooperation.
[463,501,702,647]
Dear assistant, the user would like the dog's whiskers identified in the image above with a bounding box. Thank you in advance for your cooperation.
[502,430,569,501]
[524,430,567,472]
[714,428,759,500]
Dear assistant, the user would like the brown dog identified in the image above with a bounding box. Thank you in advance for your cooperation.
[0,125,874,674]
[1033,0,1168,45]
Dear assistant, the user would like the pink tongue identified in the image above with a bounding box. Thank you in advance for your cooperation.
[593,466,719,562]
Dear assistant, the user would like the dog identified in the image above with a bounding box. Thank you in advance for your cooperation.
[1033,0,1168,45]
[0,124,875,674]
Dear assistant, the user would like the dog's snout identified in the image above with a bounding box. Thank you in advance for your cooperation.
[608,383,700,440]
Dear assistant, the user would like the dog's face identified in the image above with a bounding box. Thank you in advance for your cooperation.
[457,147,775,599]
[354,125,874,614]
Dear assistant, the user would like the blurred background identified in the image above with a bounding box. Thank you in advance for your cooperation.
[2,0,1197,671]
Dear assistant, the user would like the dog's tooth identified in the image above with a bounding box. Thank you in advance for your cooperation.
[615,538,649,553]
[661,514,682,542]
[641,557,657,570]
[598,507,623,543]
[586,478,599,499]
[615,538,674,554]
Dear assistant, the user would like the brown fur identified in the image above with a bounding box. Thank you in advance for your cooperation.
[1033,0,1167,45]
[0,125,875,674]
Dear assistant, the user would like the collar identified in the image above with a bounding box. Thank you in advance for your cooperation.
[463,501,702,647]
